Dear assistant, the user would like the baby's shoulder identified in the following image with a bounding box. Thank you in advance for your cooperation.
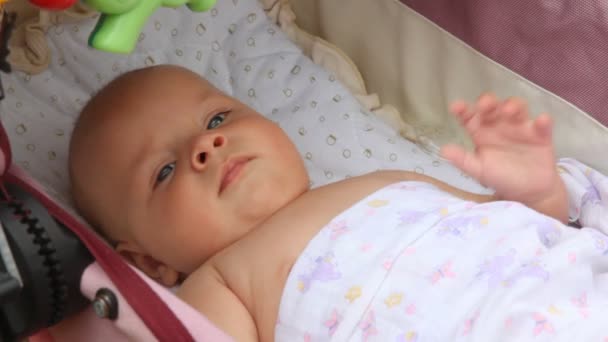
[177,262,259,340]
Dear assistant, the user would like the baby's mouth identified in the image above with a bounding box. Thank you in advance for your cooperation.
[219,157,252,194]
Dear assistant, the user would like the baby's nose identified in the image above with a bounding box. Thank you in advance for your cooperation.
[191,134,226,170]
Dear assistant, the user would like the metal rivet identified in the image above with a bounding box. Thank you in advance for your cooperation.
[93,288,118,320]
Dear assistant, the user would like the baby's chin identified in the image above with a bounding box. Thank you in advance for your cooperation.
[233,187,293,223]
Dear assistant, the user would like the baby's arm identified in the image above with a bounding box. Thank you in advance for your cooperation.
[177,264,259,342]
[383,169,566,224]
[440,94,568,223]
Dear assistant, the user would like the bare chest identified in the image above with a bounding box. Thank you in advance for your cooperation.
[215,172,410,340]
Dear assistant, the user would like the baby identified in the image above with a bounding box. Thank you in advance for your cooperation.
[69,65,608,341]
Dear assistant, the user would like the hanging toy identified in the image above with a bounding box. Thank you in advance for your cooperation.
[84,0,217,53]
[27,0,217,54]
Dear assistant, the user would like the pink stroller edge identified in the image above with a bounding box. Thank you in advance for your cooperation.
[33,263,232,341]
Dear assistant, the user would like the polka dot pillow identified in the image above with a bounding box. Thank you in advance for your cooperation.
[0,0,486,209]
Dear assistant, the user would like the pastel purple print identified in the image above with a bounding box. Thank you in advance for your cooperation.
[476,249,517,288]
[437,215,486,237]
[298,253,341,292]
[399,210,427,225]
[530,220,562,248]
[582,185,601,207]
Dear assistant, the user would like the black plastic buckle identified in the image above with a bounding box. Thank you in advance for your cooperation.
[0,182,93,341]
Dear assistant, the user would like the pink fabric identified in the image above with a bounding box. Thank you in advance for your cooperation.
[401,0,608,127]
[43,263,234,341]
[74,263,233,341]
[79,263,157,341]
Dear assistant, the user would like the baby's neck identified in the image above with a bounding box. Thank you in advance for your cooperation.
[177,171,422,341]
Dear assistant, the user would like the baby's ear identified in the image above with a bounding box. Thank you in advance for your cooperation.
[115,241,180,287]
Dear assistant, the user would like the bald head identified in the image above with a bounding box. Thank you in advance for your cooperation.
[69,63,310,277]
[69,65,209,241]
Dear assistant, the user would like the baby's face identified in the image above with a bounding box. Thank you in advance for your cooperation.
[74,67,309,274]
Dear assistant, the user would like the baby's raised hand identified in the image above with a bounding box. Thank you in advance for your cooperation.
[441,93,567,221]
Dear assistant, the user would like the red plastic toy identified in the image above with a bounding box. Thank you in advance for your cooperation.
[27,0,78,11]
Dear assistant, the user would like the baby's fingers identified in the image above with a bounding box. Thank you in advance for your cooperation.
[533,113,553,141]
[449,101,474,125]
[449,101,480,134]
[441,144,482,180]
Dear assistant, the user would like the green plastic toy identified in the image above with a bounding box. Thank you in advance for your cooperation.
[84,0,217,54]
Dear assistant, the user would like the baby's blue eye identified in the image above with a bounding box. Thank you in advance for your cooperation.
[207,112,227,129]
[156,162,175,184]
